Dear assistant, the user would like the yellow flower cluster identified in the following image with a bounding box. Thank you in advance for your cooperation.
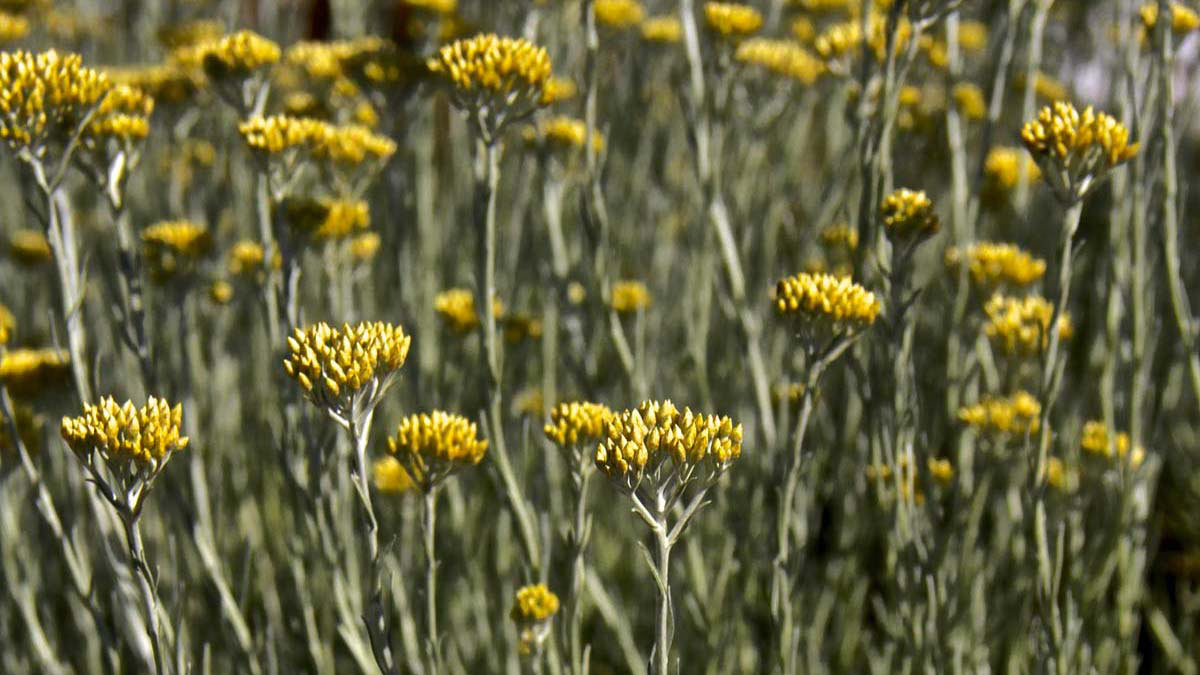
[815,13,910,62]
[0,303,11,345]
[87,84,154,141]
[957,391,1041,436]
[511,584,560,623]
[595,0,645,28]
[774,272,881,327]
[1021,101,1137,200]
[179,30,280,76]
[944,242,1046,288]
[541,76,577,104]
[1080,420,1145,467]
[286,40,358,80]
[544,401,614,448]
[9,228,51,265]
[610,280,651,314]
[0,50,111,150]
[983,293,1073,356]
[0,12,27,43]
[60,396,188,466]
[704,2,764,38]
[881,188,939,242]
[1140,2,1200,34]
[819,223,859,251]
[984,146,1042,191]
[283,197,370,240]
[283,321,411,411]
[595,400,743,483]
[373,455,415,494]
[238,115,397,165]
[0,348,70,397]
[536,116,604,153]
[642,15,683,43]
[434,288,499,333]
[502,312,543,343]
[735,38,824,85]
[142,220,211,257]
[427,34,552,103]
[952,82,986,121]
[350,232,381,262]
[386,411,488,490]
[107,64,201,106]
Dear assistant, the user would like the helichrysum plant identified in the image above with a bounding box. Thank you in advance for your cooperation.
[944,242,1047,289]
[595,0,646,29]
[703,2,765,39]
[774,272,881,347]
[881,187,940,247]
[511,583,560,659]
[1020,101,1137,204]
[958,391,1042,437]
[982,293,1073,357]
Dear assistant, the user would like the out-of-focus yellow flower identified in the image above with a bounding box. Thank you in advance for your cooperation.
[1140,2,1200,34]
[350,232,381,262]
[1045,457,1077,492]
[791,17,816,43]
[535,116,605,153]
[208,280,233,305]
[9,228,52,265]
[85,84,154,142]
[239,114,397,166]
[541,76,577,104]
[983,293,1073,356]
[228,240,281,279]
[0,402,41,456]
[283,197,370,240]
[286,40,357,80]
[283,321,411,417]
[142,220,210,256]
[881,188,939,243]
[156,19,224,50]
[642,15,683,43]
[774,272,880,330]
[595,0,645,28]
[387,410,488,491]
[61,396,188,467]
[182,30,280,78]
[984,146,1042,193]
[502,312,542,343]
[434,288,504,333]
[107,64,201,106]
[816,12,911,62]
[819,223,859,252]
[0,12,28,43]
[735,38,824,85]
[704,2,764,38]
[927,458,953,484]
[595,400,743,489]
[0,348,70,397]
[957,390,1041,436]
[0,303,12,345]
[545,401,614,448]
[406,0,457,12]
[567,281,587,305]
[952,82,985,121]
[958,21,988,52]
[1081,420,1145,468]
[610,280,651,314]
[373,455,415,494]
[1021,102,1137,201]
[0,50,111,151]
[427,34,553,122]
[512,583,559,623]
[513,387,545,417]
[944,242,1046,288]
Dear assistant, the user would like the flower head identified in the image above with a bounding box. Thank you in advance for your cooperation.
[283,321,411,421]
[944,242,1046,288]
[86,84,153,141]
[1140,2,1200,34]
[512,584,560,623]
[595,0,645,28]
[984,146,1041,195]
[881,188,939,243]
[957,391,1041,436]
[373,455,415,494]
[1081,420,1145,468]
[952,82,985,121]
[1021,101,1137,202]
[704,3,763,38]
[735,38,824,85]
[610,280,651,314]
[197,30,281,78]
[386,410,488,491]
[350,232,381,263]
[531,116,604,154]
[8,228,50,265]
[545,401,614,448]
[142,220,211,282]
[0,12,28,43]
[641,15,683,44]
[819,223,859,252]
[60,396,188,467]
[774,272,880,342]
[282,197,370,240]
[0,50,111,154]
[434,288,503,333]
[540,76,577,104]
[0,348,70,397]
[426,34,553,134]
[983,293,1073,356]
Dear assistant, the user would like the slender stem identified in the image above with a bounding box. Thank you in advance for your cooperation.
[39,179,93,404]
[566,456,594,675]
[125,514,167,675]
[111,202,156,392]
[654,525,672,675]
[254,170,282,346]
[422,487,441,675]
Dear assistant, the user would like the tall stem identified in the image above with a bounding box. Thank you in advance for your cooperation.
[40,181,93,403]
[771,380,815,675]
[125,514,166,675]
[654,525,672,675]
[422,487,441,675]
[566,457,594,675]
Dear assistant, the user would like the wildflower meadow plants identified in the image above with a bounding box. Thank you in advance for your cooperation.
[2,1,1200,674]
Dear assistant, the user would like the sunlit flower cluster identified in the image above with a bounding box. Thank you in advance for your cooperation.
[641,15,683,43]
[372,455,415,494]
[107,64,201,106]
[595,0,645,28]
[774,272,881,335]
[8,228,50,265]
[238,114,396,165]
[735,38,824,85]
[60,396,188,467]
[0,12,28,43]
[386,410,488,491]
[815,13,911,62]
[282,197,370,240]
[544,401,614,448]
[426,34,553,128]
[1140,2,1200,34]
[283,321,411,416]
[610,280,651,314]
[534,116,604,153]
[983,293,1073,356]
[704,2,764,38]
[1080,420,1145,468]
[174,30,280,77]
[944,242,1046,288]
[227,240,279,279]
[540,76,577,104]
[0,347,70,397]
[881,188,939,243]
[595,400,743,489]
[819,223,859,252]
[984,146,1042,192]
[952,82,986,121]
[957,391,1041,436]
[512,583,560,623]
[1021,101,1138,201]
[434,288,504,333]
[0,49,111,151]
[85,84,153,141]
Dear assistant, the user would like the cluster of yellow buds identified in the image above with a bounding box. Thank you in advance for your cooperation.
[386,410,488,491]
[815,13,910,63]
[774,272,881,332]
[177,30,280,78]
[540,76,577,105]
[0,50,111,151]
[984,146,1042,193]
[372,455,414,494]
[0,12,28,43]
[512,583,560,654]
[1045,457,1076,492]
[641,15,683,44]
[8,228,50,265]
[735,39,825,85]
[60,396,188,467]
[427,34,553,129]
[952,82,986,121]
[142,220,211,282]
[0,347,70,397]
[610,280,651,314]
[957,390,1041,436]
[881,188,939,243]
[819,223,859,252]
[238,115,396,165]
[595,0,645,28]
[86,84,153,141]
[1020,101,1138,202]
[350,232,381,263]
[434,288,503,333]
[983,293,1073,356]
[532,116,605,154]
[227,240,270,279]
[1080,420,1145,468]
[704,2,764,38]
[0,302,12,345]
[285,40,359,81]
[544,401,614,448]
[944,242,1046,288]
[283,321,411,418]
[282,197,370,240]
[1140,2,1200,34]
[595,400,743,489]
